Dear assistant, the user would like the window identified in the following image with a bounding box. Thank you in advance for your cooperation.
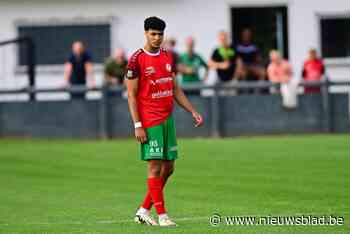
[18,23,111,65]
[320,17,350,58]
[231,6,289,62]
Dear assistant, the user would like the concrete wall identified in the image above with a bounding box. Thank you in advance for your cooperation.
[0,94,349,139]
[0,100,100,138]
[1,0,350,91]
[331,94,350,133]
[220,94,324,136]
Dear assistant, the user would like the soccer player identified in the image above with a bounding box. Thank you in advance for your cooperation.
[126,16,203,227]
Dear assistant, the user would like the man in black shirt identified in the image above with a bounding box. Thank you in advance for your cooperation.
[209,31,244,83]
[63,41,95,99]
[236,29,265,82]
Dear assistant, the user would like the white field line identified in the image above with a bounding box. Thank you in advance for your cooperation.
[0,216,208,226]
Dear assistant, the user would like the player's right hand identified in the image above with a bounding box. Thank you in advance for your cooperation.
[135,128,147,143]
[192,111,203,127]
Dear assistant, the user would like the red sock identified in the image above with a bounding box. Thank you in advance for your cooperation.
[141,178,165,210]
[141,190,153,210]
[147,177,166,215]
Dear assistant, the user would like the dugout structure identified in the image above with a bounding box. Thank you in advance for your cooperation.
[0,37,36,100]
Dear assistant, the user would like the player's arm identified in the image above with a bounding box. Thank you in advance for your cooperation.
[126,77,147,143]
[173,77,203,127]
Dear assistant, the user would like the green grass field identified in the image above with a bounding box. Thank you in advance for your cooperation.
[0,135,349,234]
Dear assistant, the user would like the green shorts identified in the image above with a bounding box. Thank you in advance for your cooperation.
[141,115,178,161]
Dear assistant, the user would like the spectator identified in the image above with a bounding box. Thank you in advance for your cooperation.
[267,50,297,108]
[104,48,127,96]
[209,31,244,94]
[267,50,292,85]
[236,28,265,82]
[178,37,208,95]
[63,41,95,99]
[302,49,325,94]
[163,37,179,75]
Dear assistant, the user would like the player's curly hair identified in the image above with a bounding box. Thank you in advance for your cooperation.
[144,16,166,31]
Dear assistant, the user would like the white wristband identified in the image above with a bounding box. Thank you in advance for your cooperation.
[134,122,142,129]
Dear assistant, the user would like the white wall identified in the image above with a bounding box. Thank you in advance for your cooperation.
[289,0,350,82]
[0,0,350,92]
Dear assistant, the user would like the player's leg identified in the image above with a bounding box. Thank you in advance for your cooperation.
[135,160,162,225]
[162,115,177,188]
[146,158,176,227]
[157,116,178,226]
[136,117,177,226]
[161,160,175,185]
[135,124,165,225]
[142,159,174,208]
[138,159,174,220]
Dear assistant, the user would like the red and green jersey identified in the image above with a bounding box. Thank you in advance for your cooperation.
[126,48,175,128]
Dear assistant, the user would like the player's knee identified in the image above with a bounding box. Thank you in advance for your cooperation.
[148,165,162,177]
[160,165,174,179]
[166,166,174,177]
[169,167,174,175]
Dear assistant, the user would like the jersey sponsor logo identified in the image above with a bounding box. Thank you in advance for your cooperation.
[149,140,163,156]
[149,77,173,86]
[151,90,173,99]
[166,63,172,72]
[156,77,173,84]
[149,140,159,147]
[145,66,156,76]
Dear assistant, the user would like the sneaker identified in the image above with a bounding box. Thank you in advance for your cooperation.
[158,215,177,227]
[134,208,158,226]
[134,214,158,225]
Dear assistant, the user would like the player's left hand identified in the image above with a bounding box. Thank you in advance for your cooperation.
[192,111,203,127]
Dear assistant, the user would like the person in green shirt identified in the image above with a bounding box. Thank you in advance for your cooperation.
[104,48,127,87]
[178,37,208,95]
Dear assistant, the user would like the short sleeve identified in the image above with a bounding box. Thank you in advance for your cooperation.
[126,51,141,80]
[83,52,92,63]
[67,54,75,64]
[211,49,221,62]
[198,55,208,68]
[178,53,185,64]
[104,58,114,75]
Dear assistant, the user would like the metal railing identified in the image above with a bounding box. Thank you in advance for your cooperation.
[0,80,349,138]
[0,37,36,100]
[0,79,347,95]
